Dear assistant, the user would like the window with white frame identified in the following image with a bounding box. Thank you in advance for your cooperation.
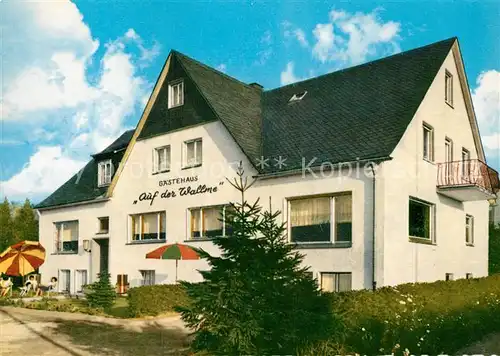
[98,159,113,186]
[59,269,71,293]
[409,198,435,241]
[168,80,184,108]
[466,273,473,279]
[183,139,202,168]
[153,145,171,173]
[190,205,232,239]
[288,193,352,243]
[98,217,109,234]
[461,148,471,178]
[466,214,474,245]
[423,123,434,162]
[54,221,79,253]
[445,273,454,281]
[75,270,88,293]
[130,212,166,241]
[140,270,155,286]
[445,70,453,106]
[320,272,352,292]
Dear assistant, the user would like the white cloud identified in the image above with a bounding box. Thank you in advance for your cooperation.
[472,70,500,162]
[254,31,273,65]
[482,133,500,152]
[216,64,227,73]
[0,146,86,200]
[283,22,309,48]
[311,9,401,65]
[294,29,309,48]
[280,62,302,85]
[261,30,272,45]
[313,23,336,63]
[0,1,158,201]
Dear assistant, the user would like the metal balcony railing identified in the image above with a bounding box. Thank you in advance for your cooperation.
[437,159,500,195]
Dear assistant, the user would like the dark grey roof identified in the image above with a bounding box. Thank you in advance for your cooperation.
[37,37,457,208]
[36,130,134,209]
[260,37,456,172]
[164,38,455,173]
[93,130,134,157]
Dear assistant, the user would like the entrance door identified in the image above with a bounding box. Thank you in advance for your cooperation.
[97,239,109,275]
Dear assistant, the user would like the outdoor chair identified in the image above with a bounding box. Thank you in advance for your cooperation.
[19,283,35,297]
[0,284,13,298]
[46,282,57,297]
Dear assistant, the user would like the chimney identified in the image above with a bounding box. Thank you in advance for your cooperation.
[249,82,263,90]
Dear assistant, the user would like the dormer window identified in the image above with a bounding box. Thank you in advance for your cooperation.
[289,91,307,103]
[98,159,113,186]
[168,79,184,108]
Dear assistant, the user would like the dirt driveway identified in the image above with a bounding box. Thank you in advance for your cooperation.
[0,307,190,356]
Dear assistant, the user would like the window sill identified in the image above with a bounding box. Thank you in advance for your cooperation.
[152,170,170,176]
[96,231,109,235]
[51,251,79,255]
[423,158,435,165]
[291,242,352,249]
[445,101,454,109]
[168,104,184,110]
[182,163,202,170]
[466,243,475,247]
[126,239,167,246]
[409,237,435,245]
[184,237,219,242]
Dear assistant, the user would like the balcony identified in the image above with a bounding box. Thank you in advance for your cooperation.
[437,159,499,201]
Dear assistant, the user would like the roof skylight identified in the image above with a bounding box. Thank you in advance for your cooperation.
[289,91,308,103]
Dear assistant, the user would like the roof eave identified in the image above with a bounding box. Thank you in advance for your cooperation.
[36,197,109,212]
[254,156,392,180]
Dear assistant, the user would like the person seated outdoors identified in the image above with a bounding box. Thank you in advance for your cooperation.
[20,275,38,296]
[36,277,57,296]
[0,277,13,297]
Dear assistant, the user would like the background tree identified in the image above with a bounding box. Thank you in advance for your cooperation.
[177,165,334,355]
[13,199,39,242]
[0,198,14,251]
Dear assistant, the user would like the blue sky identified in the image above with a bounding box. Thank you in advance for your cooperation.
[1,0,499,203]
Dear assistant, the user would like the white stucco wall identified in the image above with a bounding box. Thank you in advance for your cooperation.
[380,48,489,286]
[37,46,491,292]
[38,202,108,293]
[109,120,374,289]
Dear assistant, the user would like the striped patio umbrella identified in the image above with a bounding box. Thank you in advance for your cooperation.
[0,241,46,276]
[146,243,200,282]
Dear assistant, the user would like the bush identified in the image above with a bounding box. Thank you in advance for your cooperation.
[489,223,500,274]
[307,275,500,355]
[127,284,189,317]
[86,272,116,310]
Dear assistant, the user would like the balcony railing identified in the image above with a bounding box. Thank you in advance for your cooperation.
[437,159,500,196]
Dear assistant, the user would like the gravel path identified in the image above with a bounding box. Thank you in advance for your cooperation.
[0,307,190,356]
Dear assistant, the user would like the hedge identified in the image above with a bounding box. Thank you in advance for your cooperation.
[127,284,190,317]
[127,276,500,353]
[489,224,500,274]
[305,275,500,355]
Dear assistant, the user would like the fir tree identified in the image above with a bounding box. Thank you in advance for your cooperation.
[177,164,334,355]
[86,272,116,310]
[0,198,14,251]
[13,199,39,242]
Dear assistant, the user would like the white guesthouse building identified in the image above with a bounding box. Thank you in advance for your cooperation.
[37,38,499,294]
